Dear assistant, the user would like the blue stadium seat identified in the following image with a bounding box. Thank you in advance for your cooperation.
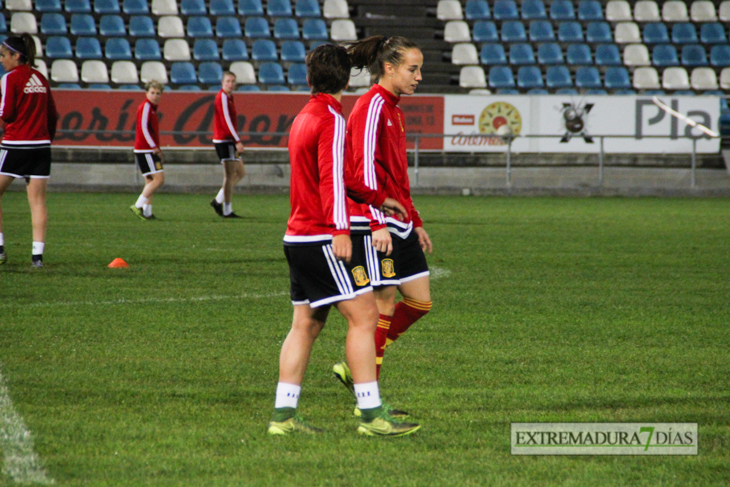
[0,19,5,35]
[652,44,679,66]
[76,37,102,59]
[496,88,519,94]
[642,89,666,95]
[119,84,143,90]
[267,0,292,17]
[558,22,583,43]
[529,20,554,42]
[70,14,96,35]
[281,40,306,62]
[473,21,498,43]
[287,63,307,84]
[594,44,620,66]
[295,0,320,17]
[585,22,612,43]
[57,83,83,89]
[485,67,514,89]
[275,18,300,39]
[88,84,112,89]
[537,43,563,64]
[194,39,219,60]
[188,16,213,37]
[700,24,727,45]
[710,45,730,67]
[181,0,206,15]
[252,39,278,61]
[94,0,120,13]
[672,23,698,44]
[604,67,630,89]
[577,0,603,21]
[210,0,235,15]
[99,15,126,36]
[480,44,507,64]
[198,62,223,84]
[550,0,575,20]
[510,43,535,64]
[106,38,132,59]
[46,37,73,58]
[566,44,591,65]
[465,0,490,20]
[129,16,155,37]
[614,89,636,95]
[585,89,607,95]
[643,23,669,44]
[65,0,92,13]
[268,85,291,91]
[177,85,203,91]
[575,66,601,89]
[238,0,263,15]
[222,39,249,61]
[237,84,262,91]
[681,45,708,67]
[41,13,67,35]
[123,0,149,14]
[259,62,285,84]
[171,62,197,84]
[527,88,549,94]
[493,0,519,20]
[521,0,546,20]
[244,17,270,38]
[302,19,328,40]
[219,17,243,37]
[134,38,161,60]
[517,66,543,88]
[36,0,62,12]
[501,21,526,42]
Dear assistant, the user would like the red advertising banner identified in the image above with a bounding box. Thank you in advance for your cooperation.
[53,91,444,150]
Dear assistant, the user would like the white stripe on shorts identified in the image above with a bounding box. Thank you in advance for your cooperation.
[364,235,381,284]
[322,244,353,296]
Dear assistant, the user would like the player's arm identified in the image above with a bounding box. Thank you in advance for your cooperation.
[319,115,350,261]
[0,75,18,123]
[46,87,59,141]
[401,175,432,253]
[344,154,407,220]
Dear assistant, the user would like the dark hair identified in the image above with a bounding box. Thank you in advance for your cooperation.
[347,36,420,82]
[2,34,36,67]
[305,43,351,95]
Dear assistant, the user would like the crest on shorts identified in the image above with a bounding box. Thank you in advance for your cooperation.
[155,161,163,170]
[351,266,370,286]
[381,259,396,278]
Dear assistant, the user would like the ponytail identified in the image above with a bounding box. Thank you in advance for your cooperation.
[346,35,419,82]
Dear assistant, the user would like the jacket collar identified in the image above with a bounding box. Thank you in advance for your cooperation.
[312,92,342,113]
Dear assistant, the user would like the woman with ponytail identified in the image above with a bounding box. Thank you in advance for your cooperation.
[0,34,58,268]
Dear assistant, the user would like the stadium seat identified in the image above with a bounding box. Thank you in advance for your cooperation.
[633,1,660,22]
[158,16,184,37]
[594,44,620,66]
[521,0,546,20]
[480,43,507,65]
[129,16,155,37]
[268,85,291,91]
[465,0,490,20]
[349,66,371,87]
[721,68,730,89]
[497,88,519,94]
[488,65,515,88]
[529,21,554,42]
[140,60,168,83]
[537,43,563,65]
[549,0,574,20]
[94,0,119,12]
[119,84,142,90]
[633,66,660,89]
[501,21,526,42]
[517,66,543,88]
[6,0,31,9]
[135,38,161,60]
[700,24,727,44]
[287,63,307,84]
[252,39,278,61]
[527,88,548,94]
[198,62,223,84]
[237,84,261,91]
[36,0,61,11]
[193,39,219,61]
[437,0,463,20]
[10,12,38,34]
[222,39,249,61]
[451,43,478,65]
[672,23,698,44]
[35,59,49,79]
[151,0,177,15]
[295,0,320,17]
[471,21,497,43]
[585,22,611,43]
[691,67,718,90]
[302,19,329,40]
[323,0,349,19]
[558,22,583,43]
[586,89,607,95]
[681,45,708,67]
[106,38,132,60]
[546,65,572,88]
[275,18,300,39]
[643,23,669,44]
[164,39,191,61]
[604,66,631,89]
[578,0,602,21]
[170,62,197,84]
[180,0,206,14]
[99,15,125,36]
[652,44,679,66]
[331,19,356,41]
[177,85,202,91]
[45,36,72,58]
[187,16,213,38]
[65,0,91,13]
[662,67,689,90]
[70,14,96,35]
[123,0,149,14]
[258,62,285,84]
[510,43,535,64]
[81,60,109,83]
[575,66,601,88]
[230,61,256,83]
[459,65,487,88]
[623,44,650,66]
[721,1,730,22]
[239,0,264,15]
[710,45,730,67]
[210,0,235,15]
[76,37,102,59]
[691,1,717,22]
[281,40,305,62]
[244,17,269,38]
[605,0,631,21]
[51,59,79,82]
[41,13,67,35]
[614,22,640,44]
[566,44,591,65]
[493,0,518,20]
[267,0,292,17]
[662,1,688,22]
[0,18,6,35]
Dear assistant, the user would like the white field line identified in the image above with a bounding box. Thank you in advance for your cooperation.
[429,265,451,280]
[0,368,53,485]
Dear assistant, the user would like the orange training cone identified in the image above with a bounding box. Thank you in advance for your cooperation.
[108,258,129,268]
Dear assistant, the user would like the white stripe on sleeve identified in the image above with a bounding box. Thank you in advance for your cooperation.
[141,102,156,149]
[221,92,240,142]
[328,105,348,231]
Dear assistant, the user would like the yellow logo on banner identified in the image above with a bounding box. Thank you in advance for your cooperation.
[381,259,396,278]
[351,266,370,286]
[479,102,522,135]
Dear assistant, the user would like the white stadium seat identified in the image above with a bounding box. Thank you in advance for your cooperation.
[34,60,49,79]
[614,22,641,43]
[720,68,730,89]
[164,39,191,61]
[459,66,486,88]
[633,1,660,22]
[444,20,471,43]
[469,89,492,95]
[6,0,32,10]
[140,61,169,84]
[33,35,42,57]
[323,0,350,19]
[111,61,140,84]
[330,19,357,41]
[437,0,464,21]
[606,1,632,21]
[229,62,256,84]
[623,44,651,66]
[662,67,690,90]
[81,61,110,84]
[10,12,38,34]
[662,1,689,22]
[158,16,185,38]
[349,67,371,87]
[152,0,179,15]
[451,43,479,65]
[633,66,660,90]
[690,1,717,22]
[720,1,730,21]
[690,68,718,90]
[51,60,80,83]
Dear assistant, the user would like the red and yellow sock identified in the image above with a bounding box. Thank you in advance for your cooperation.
[386,298,432,347]
[374,314,392,379]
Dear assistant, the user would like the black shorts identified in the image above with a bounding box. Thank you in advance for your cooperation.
[135,152,163,175]
[0,144,51,178]
[284,239,373,308]
[215,142,239,162]
[356,227,429,287]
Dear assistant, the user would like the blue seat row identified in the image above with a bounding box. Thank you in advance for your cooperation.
[642,22,729,45]
[488,65,633,90]
[465,0,604,22]
[36,0,150,14]
[168,61,306,85]
[473,20,613,43]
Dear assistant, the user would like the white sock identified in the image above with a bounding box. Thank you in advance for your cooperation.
[274,382,301,409]
[0,233,4,246]
[32,241,45,256]
[223,203,232,216]
[135,195,148,208]
[354,381,382,410]
[215,189,225,204]
[143,204,152,217]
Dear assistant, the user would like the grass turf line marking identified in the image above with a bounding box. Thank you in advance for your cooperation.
[0,367,54,485]
[430,266,451,280]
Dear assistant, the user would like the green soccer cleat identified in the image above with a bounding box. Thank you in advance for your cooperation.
[357,411,421,438]
[354,403,409,419]
[267,415,323,436]
[333,362,355,396]
[129,205,148,221]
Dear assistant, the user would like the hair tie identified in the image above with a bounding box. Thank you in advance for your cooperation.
[380,36,390,49]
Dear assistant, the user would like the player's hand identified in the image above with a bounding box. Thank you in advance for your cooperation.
[332,234,352,263]
[235,141,245,154]
[371,228,393,256]
[379,198,408,221]
[153,147,163,161]
[414,226,432,254]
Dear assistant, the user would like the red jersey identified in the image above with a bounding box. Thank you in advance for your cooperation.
[134,99,159,152]
[0,64,58,146]
[285,93,387,245]
[213,89,240,143]
[346,84,422,238]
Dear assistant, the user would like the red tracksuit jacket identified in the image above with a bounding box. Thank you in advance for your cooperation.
[0,64,57,145]
[213,89,241,143]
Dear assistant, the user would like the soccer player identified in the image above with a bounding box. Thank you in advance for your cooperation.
[268,43,419,437]
[0,35,58,268]
[333,36,433,417]
[130,80,165,221]
[210,71,246,219]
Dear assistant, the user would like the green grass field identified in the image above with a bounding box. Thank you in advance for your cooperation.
[1,193,728,486]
